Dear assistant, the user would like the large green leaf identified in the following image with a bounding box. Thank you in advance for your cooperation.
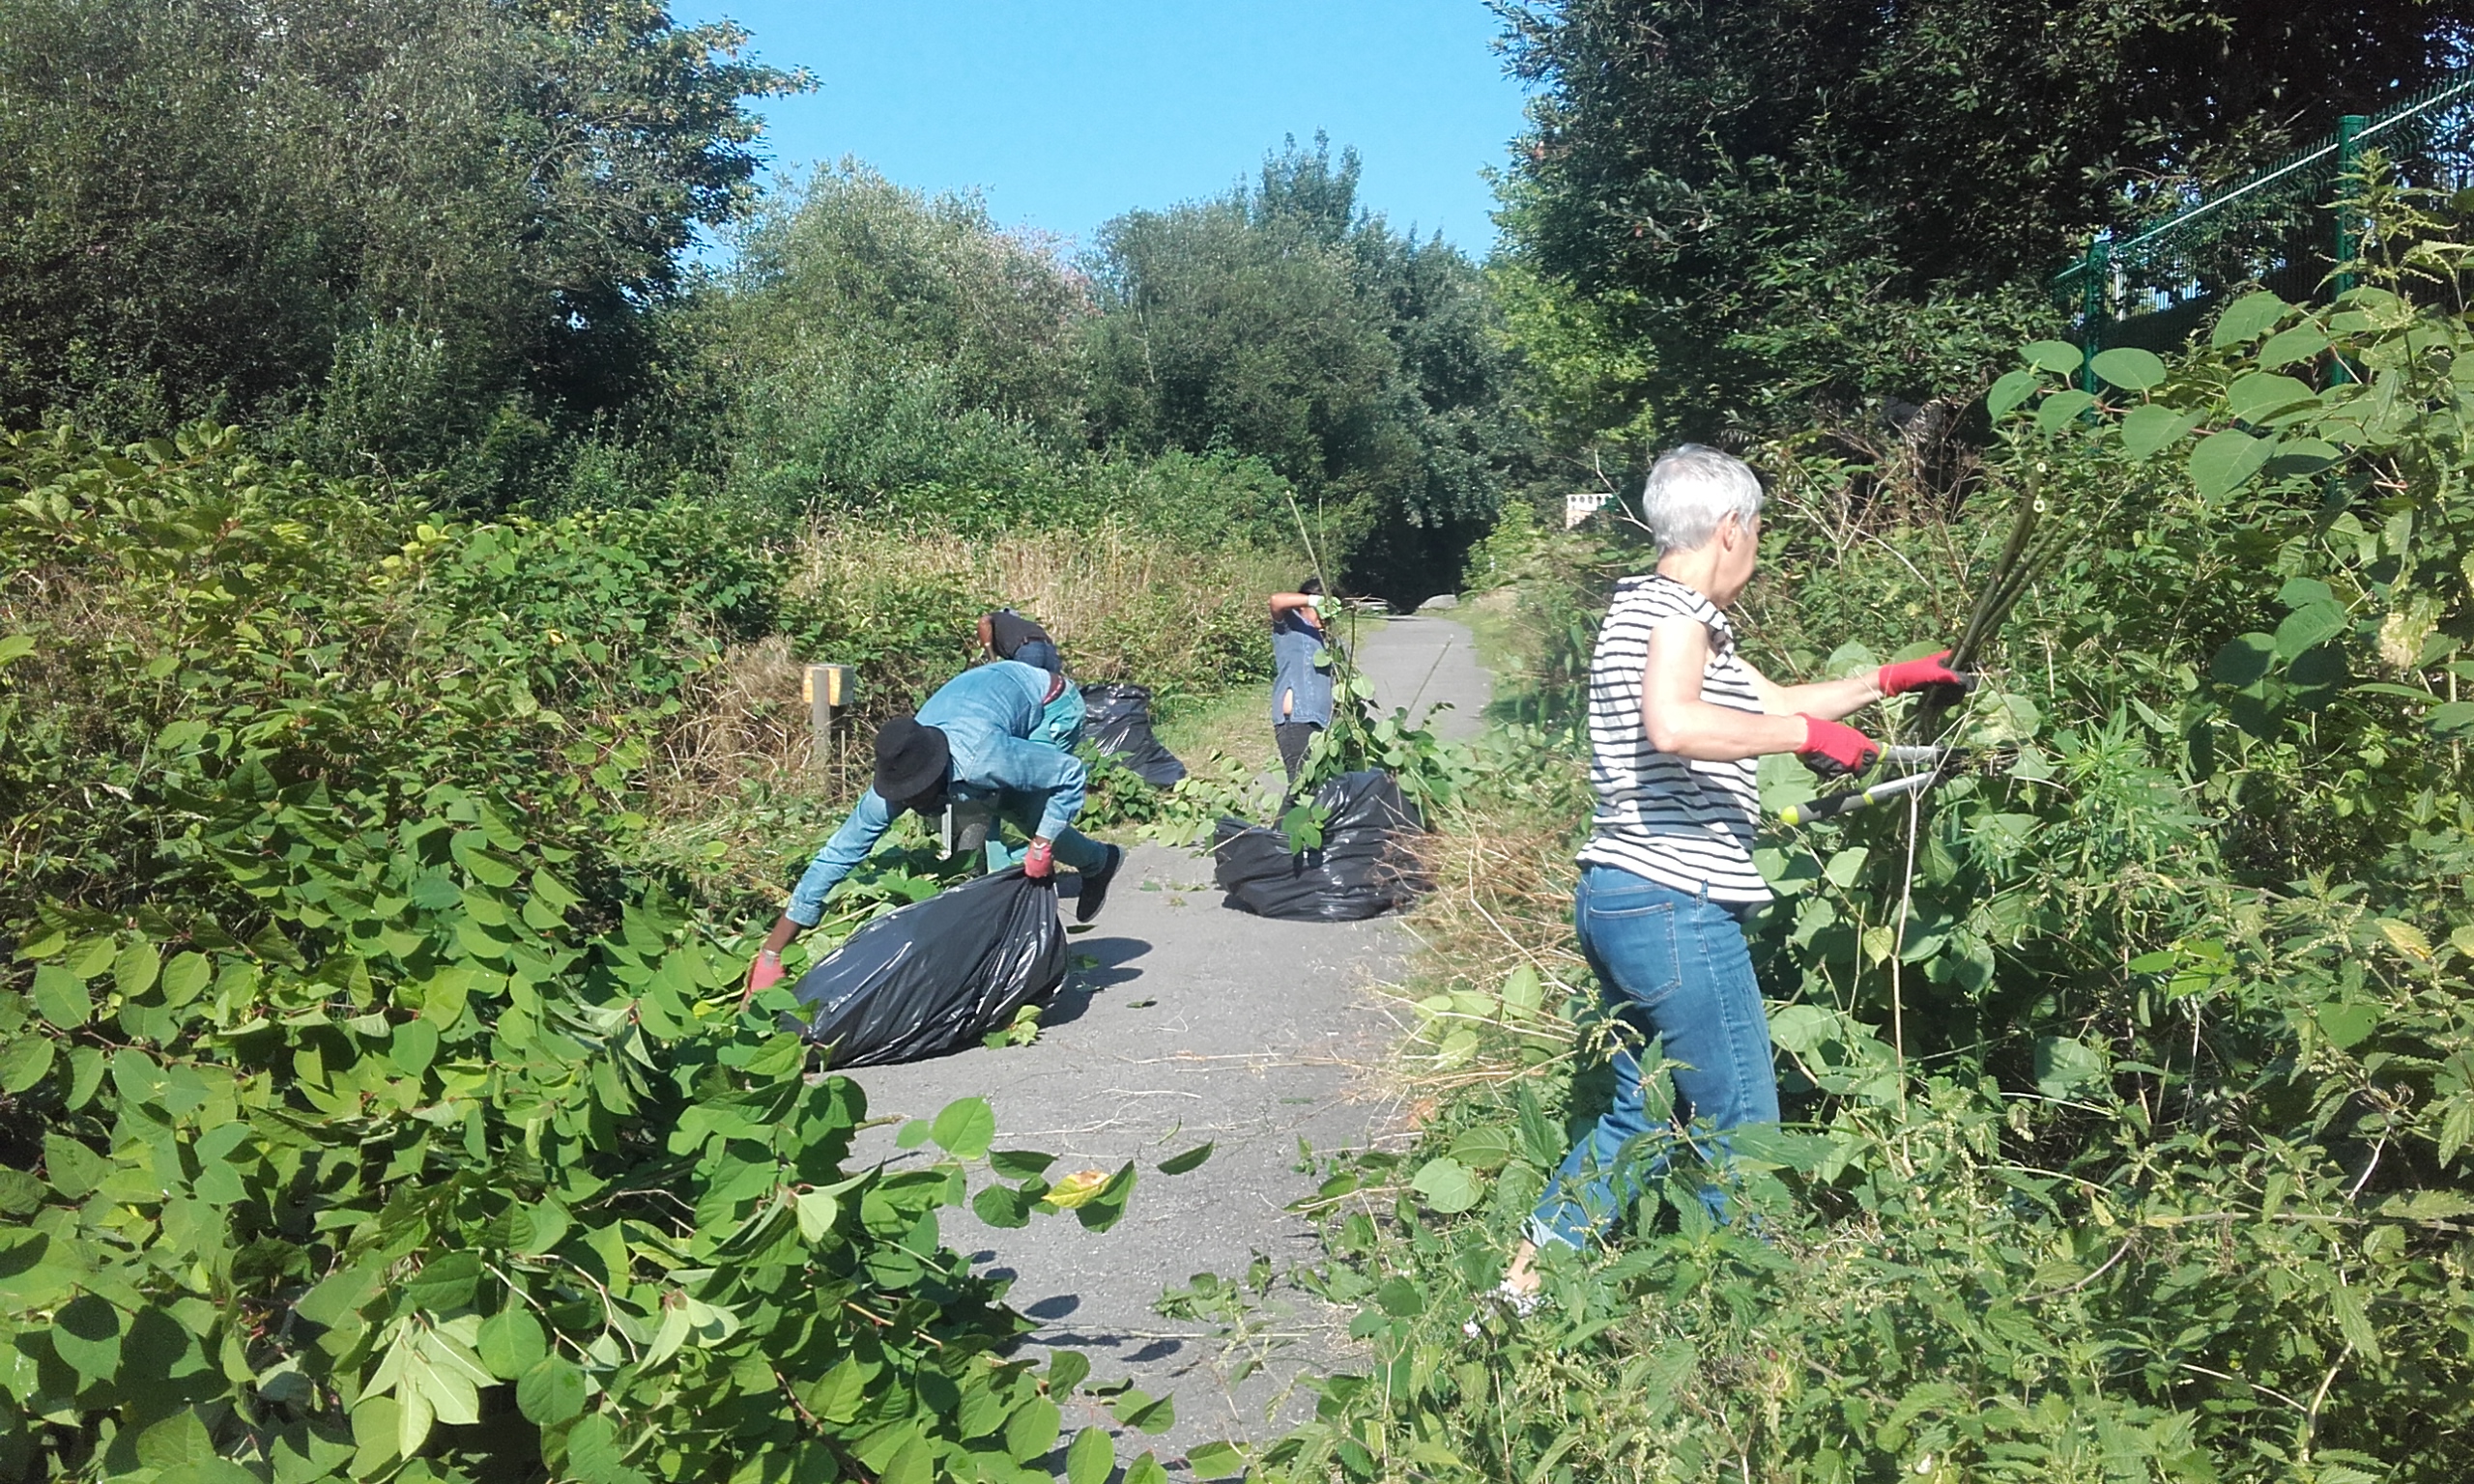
[2117,405,2201,461]
[2211,290,2290,346]
[2032,1037,2107,1099]
[2315,1002,2377,1050]
[931,1096,996,1158]
[2187,431,2274,499]
[1768,1004,1840,1057]
[1157,1141,1214,1176]
[2209,633,2276,689]
[0,1036,55,1095]
[1065,1427,1115,1484]
[2225,372,2315,421]
[54,1294,124,1383]
[2023,339,2084,375]
[1409,1156,1482,1213]
[476,1308,547,1380]
[1111,1389,1176,1435]
[2257,321,2330,370]
[2033,388,2097,433]
[2088,347,2166,390]
[1985,369,2040,420]
[2273,603,2349,661]
[32,964,90,1029]
[516,1356,586,1424]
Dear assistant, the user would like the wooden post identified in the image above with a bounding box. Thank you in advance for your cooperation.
[802,664,849,768]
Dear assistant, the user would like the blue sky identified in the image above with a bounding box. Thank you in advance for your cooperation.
[676,1,1533,255]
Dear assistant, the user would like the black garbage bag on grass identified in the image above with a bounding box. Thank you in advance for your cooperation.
[1213,770,1426,922]
[1082,682,1187,787]
[785,868,1067,1066]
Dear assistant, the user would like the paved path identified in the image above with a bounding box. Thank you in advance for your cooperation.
[842,616,1486,1464]
[1340,611,1489,743]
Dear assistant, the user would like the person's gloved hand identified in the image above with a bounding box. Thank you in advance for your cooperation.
[1022,837,1055,879]
[1798,716,1881,780]
[746,950,784,997]
[1876,649,1974,697]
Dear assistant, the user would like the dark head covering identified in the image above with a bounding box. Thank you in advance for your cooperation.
[872,717,951,807]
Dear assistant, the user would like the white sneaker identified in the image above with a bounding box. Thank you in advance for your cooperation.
[1460,1281,1544,1336]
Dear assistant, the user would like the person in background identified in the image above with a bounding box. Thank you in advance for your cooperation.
[980,608,1063,676]
[1489,443,1966,1313]
[1269,578,1334,786]
[743,659,1125,994]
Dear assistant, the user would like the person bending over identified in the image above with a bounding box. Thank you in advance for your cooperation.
[1497,443,1965,1303]
[979,608,1064,678]
[1269,578,1334,785]
[744,659,1126,994]
[975,610,1083,868]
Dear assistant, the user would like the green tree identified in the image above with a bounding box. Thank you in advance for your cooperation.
[1494,0,2474,445]
[1082,135,1527,599]
[0,0,797,481]
[714,162,1089,521]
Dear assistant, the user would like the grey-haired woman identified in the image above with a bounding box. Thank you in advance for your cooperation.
[1495,444,1965,1306]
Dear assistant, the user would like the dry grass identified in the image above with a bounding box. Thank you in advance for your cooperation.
[1324,769,1603,1136]
[642,633,859,818]
[785,517,1290,693]
[636,519,1298,911]
[1155,684,1280,776]
[1400,808,1591,1002]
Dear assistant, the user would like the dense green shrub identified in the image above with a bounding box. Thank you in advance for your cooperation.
[1260,202,2474,1480]
[0,432,1219,1479]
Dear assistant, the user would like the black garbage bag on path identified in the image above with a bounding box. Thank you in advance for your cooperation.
[784,868,1067,1066]
[1081,682,1187,788]
[1213,770,1426,922]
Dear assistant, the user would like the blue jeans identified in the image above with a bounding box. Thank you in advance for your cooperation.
[986,689,1091,870]
[980,792,1108,873]
[1529,867,1779,1249]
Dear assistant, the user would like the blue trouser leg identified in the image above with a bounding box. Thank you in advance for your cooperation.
[988,716,1088,871]
[1529,867,1779,1249]
[992,789,1106,873]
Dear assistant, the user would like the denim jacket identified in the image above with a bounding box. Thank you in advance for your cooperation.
[1270,607,1334,726]
[785,662,1087,926]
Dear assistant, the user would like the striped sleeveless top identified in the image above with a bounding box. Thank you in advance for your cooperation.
[1576,574,1771,904]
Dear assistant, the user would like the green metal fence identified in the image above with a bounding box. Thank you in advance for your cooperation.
[2052,71,2474,381]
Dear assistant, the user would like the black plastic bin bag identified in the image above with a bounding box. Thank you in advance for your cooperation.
[1213,770,1425,922]
[785,868,1067,1066]
[1081,682,1188,788]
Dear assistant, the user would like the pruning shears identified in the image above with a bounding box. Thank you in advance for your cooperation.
[1776,745,2006,827]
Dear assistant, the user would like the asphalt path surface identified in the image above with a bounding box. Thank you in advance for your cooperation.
[842,615,1489,1467]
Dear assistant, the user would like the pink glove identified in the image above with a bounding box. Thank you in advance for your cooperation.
[1876,649,1971,697]
[1797,716,1881,780]
[1022,838,1055,879]
[745,950,784,1001]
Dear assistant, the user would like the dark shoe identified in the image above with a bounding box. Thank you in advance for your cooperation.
[1076,844,1124,924]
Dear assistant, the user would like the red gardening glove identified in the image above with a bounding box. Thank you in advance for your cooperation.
[1876,649,1972,697]
[744,950,784,1003]
[1798,716,1881,780]
[1021,837,1055,879]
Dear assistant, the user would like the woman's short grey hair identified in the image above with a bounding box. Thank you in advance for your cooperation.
[1639,444,1765,553]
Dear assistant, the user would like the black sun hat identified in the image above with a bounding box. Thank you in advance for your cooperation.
[872,717,951,807]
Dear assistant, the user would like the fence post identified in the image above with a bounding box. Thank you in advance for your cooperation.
[803,664,849,769]
[2079,239,2110,393]
[2335,113,2368,297]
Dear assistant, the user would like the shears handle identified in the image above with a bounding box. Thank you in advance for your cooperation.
[1776,770,1938,827]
